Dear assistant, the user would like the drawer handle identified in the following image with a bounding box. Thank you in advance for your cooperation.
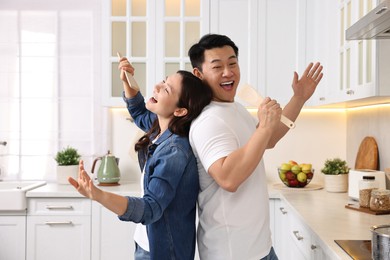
[311,244,317,250]
[46,205,74,210]
[45,221,73,225]
[279,207,288,215]
[293,230,304,241]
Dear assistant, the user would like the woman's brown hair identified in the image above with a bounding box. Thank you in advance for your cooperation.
[135,70,212,152]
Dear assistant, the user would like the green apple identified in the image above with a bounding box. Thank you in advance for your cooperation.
[280,163,291,172]
[297,172,307,183]
[302,164,312,173]
[291,165,302,175]
[279,171,286,181]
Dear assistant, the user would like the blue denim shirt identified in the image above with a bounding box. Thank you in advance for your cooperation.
[119,92,199,260]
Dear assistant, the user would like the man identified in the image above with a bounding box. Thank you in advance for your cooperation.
[188,34,323,260]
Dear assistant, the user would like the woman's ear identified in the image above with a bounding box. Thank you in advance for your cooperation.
[174,108,188,117]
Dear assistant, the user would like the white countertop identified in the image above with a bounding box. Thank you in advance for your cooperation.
[271,184,390,260]
[26,181,141,197]
[26,181,389,259]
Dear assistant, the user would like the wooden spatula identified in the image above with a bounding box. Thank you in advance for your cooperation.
[237,84,295,129]
[116,52,140,91]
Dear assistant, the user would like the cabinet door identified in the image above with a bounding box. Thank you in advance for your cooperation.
[335,0,381,103]
[0,215,26,260]
[305,0,340,106]
[103,0,210,107]
[261,0,307,106]
[210,0,260,98]
[273,199,291,260]
[26,215,91,260]
[91,201,136,260]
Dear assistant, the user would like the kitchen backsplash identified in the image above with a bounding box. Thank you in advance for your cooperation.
[110,104,390,186]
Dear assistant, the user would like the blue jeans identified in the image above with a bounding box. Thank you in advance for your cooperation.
[134,243,150,260]
[260,247,279,260]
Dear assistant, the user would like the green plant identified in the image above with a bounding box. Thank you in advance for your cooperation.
[321,158,350,175]
[55,146,81,166]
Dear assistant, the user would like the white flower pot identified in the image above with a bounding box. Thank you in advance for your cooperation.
[324,174,349,193]
[57,165,78,184]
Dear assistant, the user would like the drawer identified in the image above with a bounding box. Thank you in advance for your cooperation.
[27,198,91,216]
[289,215,311,259]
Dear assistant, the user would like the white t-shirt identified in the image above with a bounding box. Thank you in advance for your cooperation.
[189,101,272,260]
[133,168,149,251]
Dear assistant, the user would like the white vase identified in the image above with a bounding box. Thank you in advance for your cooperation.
[57,165,79,184]
[324,174,349,193]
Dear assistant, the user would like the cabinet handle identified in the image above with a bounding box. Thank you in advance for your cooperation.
[346,90,355,95]
[46,205,74,210]
[279,207,288,215]
[293,230,304,241]
[376,7,388,15]
[311,244,317,250]
[45,221,73,225]
[319,97,325,101]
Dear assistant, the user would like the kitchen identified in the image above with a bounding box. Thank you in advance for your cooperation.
[1,0,390,259]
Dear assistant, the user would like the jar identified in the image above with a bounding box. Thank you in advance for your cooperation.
[359,176,378,208]
[370,189,390,212]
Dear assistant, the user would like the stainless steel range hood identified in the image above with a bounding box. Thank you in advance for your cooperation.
[346,0,390,40]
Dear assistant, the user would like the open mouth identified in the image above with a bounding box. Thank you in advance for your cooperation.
[220,81,234,90]
[149,97,158,103]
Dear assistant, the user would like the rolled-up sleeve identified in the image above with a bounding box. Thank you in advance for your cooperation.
[118,196,145,223]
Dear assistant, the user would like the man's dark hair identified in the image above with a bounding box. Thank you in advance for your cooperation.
[188,34,239,72]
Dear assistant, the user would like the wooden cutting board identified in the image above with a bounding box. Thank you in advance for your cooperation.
[354,136,379,170]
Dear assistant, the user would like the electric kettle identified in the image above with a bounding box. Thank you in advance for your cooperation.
[91,150,121,186]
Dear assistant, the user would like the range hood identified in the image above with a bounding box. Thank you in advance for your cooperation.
[346,0,390,40]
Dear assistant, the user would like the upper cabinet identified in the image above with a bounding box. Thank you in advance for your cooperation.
[210,0,308,107]
[102,0,210,107]
[102,0,390,107]
[315,0,390,107]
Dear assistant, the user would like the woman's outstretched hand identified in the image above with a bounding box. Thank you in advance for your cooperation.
[68,160,99,200]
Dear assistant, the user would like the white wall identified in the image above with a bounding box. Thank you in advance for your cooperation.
[264,109,347,185]
[110,107,348,186]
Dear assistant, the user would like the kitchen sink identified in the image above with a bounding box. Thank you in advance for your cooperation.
[0,181,46,211]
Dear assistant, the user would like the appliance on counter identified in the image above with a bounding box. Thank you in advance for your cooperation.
[348,170,386,201]
[346,0,390,40]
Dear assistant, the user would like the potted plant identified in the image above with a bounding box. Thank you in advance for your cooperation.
[55,146,81,184]
[321,158,350,192]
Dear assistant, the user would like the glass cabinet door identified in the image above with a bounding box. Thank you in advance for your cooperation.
[103,0,209,106]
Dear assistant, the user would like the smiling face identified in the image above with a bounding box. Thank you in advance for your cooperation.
[194,45,240,102]
[146,73,186,121]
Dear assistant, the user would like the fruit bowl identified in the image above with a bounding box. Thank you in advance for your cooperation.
[278,162,314,188]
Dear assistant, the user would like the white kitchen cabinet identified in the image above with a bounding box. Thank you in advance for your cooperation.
[91,201,136,260]
[102,0,210,107]
[273,198,330,260]
[304,0,340,106]
[26,198,91,260]
[0,215,26,260]
[272,199,290,260]
[327,0,390,106]
[210,0,308,107]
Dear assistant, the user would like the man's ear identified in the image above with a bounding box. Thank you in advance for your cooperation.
[174,108,188,117]
[193,67,203,79]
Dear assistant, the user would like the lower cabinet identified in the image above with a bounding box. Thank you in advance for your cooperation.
[0,215,26,260]
[26,198,91,260]
[25,198,137,260]
[91,201,136,260]
[271,198,328,260]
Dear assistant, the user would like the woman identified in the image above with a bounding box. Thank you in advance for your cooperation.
[68,58,212,260]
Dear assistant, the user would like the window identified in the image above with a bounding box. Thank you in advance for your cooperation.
[0,0,102,181]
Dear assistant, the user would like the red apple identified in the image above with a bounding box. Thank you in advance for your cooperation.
[288,179,299,187]
[285,171,296,181]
